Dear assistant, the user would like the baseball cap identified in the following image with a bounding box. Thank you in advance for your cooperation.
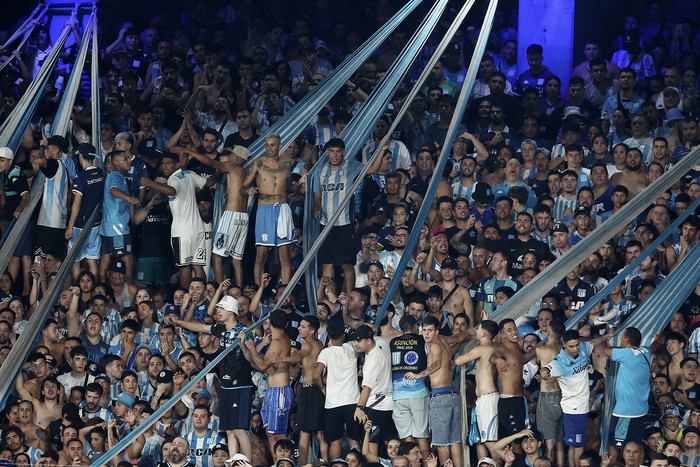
[215,295,239,315]
[353,325,374,341]
[520,139,537,149]
[76,143,98,159]
[441,257,457,270]
[0,147,14,160]
[330,459,349,467]
[552,222,568,233]
[478,458,497,467]
[156,369,174,384]
[115,393,135,408]
[193,389,212,400]
[108,260,126,273]
[311,459,329,467]
[232,146,251,161]
[212,443,229,455]
[94,374,110,384]
[561,106,583,120]
[662,406,681,419]
[276,457,296,467]
[164,304,180,315]
[47,135,69,153]
[574,206,590,218]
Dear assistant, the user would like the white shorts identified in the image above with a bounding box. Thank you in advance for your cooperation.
[212,211,249,260]
[171,232,208,266]
[476,391,499,442]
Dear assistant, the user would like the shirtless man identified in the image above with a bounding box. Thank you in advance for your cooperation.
[454,320,499,459]
[411,257,475,325]
[610,148,649,195]
[242,134,297,285]
[240,309,292,457]
[272,315,326,463]
[406,316,462,467]
[16,400,48,451]
[535,321,565,467]
[489,319,533,448]
[188,145,251,285]
[18,353,52,401]
[15,375,61,430]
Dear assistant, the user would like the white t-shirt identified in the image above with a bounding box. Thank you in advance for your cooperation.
[361,337,393,411]
[167,169,207,237]
[317,342,360,409]
[57,372,95,393]
[546,340,593,413]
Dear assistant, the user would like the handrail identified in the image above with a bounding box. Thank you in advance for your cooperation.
[375,0,501,325]
[565,194,700,330]
[95,0,456,464]
[0,207,100,409]
[494,146,700,323]
[242,0,425,167]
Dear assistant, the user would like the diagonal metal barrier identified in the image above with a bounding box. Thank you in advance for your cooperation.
[0,208,100,409]
[565,194,700,330]
[375,0,500,325]
[495,146,700,323]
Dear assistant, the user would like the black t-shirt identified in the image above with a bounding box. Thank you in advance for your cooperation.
[135,201,173,258]
[225,132,260,148]
[1,164,30,221]
[209,323,253,388]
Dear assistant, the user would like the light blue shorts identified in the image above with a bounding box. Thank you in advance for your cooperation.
[255,203,293,247]
[69,226,101,261]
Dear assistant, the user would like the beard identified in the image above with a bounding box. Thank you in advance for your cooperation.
[627,162,642,171]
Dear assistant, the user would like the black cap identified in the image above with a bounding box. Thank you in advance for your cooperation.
[76,143,98,159]
[472,182,494,204]
[354,325,374,341]
[156,369,174,384]
[552,222,568,233]
[108,260,126,273]
[47,135,69,153]
[196,190,214,204]
[574,206,590,218]
[441,257,457,269]
[212,443,229,454]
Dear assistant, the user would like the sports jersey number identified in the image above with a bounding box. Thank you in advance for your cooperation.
[196,248,205,260]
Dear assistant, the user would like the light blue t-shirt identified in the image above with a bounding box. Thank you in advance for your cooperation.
[99,171,131,237]
[611,346,651,417]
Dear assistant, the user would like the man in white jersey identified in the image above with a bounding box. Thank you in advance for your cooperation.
[34,135,70,257]
[142,153,208,288]
[313,138,379,294]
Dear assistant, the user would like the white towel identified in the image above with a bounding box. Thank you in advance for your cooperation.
[277,203,294,240]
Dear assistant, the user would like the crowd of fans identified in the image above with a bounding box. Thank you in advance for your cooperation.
[0,1,700,467]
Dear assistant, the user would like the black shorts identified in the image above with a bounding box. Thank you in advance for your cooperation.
[34,225,66,257]
[297,384,325,432]
[324,404,364,442]
[101,234,132,257]
[219,386,254,430]
[318,224,356,266]
[365,407,398,444]
[498,395,529,437]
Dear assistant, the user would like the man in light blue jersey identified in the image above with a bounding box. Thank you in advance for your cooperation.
[99,150,139,282]
[603,327,651,461]
[34,135,70,258]
[313,137,379,295]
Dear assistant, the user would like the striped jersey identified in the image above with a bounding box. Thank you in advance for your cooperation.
[361,139,412,170]
[81,406,115,421]
[305,121,336,152]
[184,429,225,467]
[38,158,69,228]
[451,181,476,202]
[313,158,365,226]
[553,194,577,222]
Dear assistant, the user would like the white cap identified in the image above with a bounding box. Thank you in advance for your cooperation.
[0,147,14,160]
[215,295,239,315]
[477,458,497,467]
